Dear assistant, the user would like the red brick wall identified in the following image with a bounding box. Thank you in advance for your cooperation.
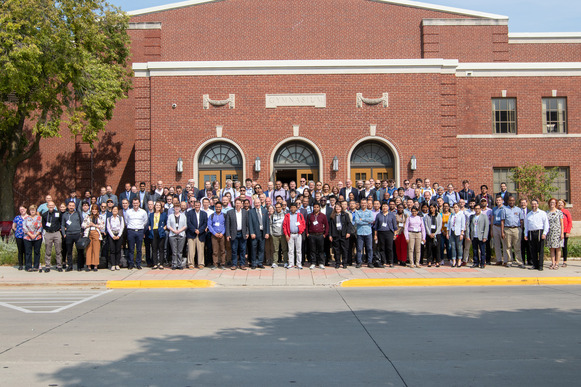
[509,43,581,62]
[129,0,470,61]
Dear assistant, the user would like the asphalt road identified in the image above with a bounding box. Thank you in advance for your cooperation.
[1,286,580,386]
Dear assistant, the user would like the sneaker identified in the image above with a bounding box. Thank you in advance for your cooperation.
[271,263,278,268]
[284,263,289,268]
[287,264,294,269]
[318,264,325,269]
[44,268,50,273]
[111,267,116,271]
[309,264,316,270]
[297,265,303,269]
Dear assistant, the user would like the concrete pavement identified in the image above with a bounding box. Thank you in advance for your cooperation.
[1,261,580,287]
[0,286,580,386]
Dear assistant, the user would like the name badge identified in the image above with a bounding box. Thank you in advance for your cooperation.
[495,216,501,222]
[296,222,300,226]
[55,213,59,218]
[260,225,263,230]
[382,222,387,228]
[66,220,72,225]
[46,222,51,227]
[398,222,404,227]
[337,224,342,230]
[431,225,436,231]
[313,221,319,226]
[214,222,220,227]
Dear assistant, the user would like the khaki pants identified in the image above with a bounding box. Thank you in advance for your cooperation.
[463,237,472,262]
[44,231,63,268]
[187,237,205,267]
[212,235,226,266]
[407,232,422,266]
[504,227,523,265]
[492,225,508,263]
[271,235,288,264]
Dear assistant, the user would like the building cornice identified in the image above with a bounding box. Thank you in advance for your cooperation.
[508,32,581,44]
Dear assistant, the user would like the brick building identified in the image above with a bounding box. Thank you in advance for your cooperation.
[16,0,581,218]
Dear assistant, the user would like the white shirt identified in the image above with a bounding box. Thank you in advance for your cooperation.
[524,209,550,236]
[126,207,148,230]
[236,210,243,231]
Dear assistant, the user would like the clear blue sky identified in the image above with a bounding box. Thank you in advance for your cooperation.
[107,0,581,33]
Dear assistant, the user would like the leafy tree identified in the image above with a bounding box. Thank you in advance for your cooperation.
[510,164,559,202]
[0,0,131,220]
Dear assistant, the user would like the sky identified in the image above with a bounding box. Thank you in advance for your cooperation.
[107,0,581,33]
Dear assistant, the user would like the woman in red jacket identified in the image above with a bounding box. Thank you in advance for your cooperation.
[558,200,572,267]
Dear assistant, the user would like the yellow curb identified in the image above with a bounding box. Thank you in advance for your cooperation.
[341,277,581,287]
[106,280,215,289]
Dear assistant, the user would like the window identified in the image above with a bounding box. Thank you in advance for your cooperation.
[492,98,517,134]
[493,167,570,203]
[542,98,567,133]
[493,168,517,197]
[554,167,570,203]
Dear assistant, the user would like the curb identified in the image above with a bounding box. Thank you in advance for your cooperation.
[106,280,215,289]
[0,282,107,288]
[341,277,581,287]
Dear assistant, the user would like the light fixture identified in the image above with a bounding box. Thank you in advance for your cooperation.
[255,156,261,172]
[177,157,183,173]
[332,156,339,172]
[410,155,417,171]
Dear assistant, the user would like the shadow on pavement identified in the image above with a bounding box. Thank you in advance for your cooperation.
[40,307,581,386]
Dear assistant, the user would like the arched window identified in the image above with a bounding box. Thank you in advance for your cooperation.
[199,142,243,169]
[350,142,394,167]
[274,141,319,168]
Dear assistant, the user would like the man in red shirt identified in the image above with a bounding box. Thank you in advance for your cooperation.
[307,202,329,269]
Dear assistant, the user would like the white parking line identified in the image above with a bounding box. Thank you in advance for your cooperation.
[0,290,113,314]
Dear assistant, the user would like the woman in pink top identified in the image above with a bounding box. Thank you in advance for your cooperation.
[558,200,572,267]
[404,207,426,268]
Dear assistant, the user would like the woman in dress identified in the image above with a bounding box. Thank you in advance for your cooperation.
[23,205,43,272]
[82,204,105,271]
[394,203,408,266]
[546,198,564,270]
[558,199,572,267]
[11,205,28,270]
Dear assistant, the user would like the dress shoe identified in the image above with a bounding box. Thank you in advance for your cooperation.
[93,268,98,272]
[66,267,73,272]
[239,265,247,270]
[258,264,265,269]
[18,266,23,271]
[57,268,63,272]
[355,263,362,268]
[44,268,50,273]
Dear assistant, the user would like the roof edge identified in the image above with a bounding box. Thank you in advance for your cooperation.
[127,0,509,19]
[127,0,221,16]
[371,0,508,19]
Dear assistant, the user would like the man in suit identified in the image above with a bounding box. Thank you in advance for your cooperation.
[496,182,513,205]
[186,200,208,269]
[136,182,152,209]
[186,179,200,200]
[66,189,81,209]
[358,180,376,201]
[339,179,359,202]
[197,181,215,201]
[119,183,136,205]
[248,197,270,269]
[467,203,490,269]
[225,198,249,270]
[475,185,494,209]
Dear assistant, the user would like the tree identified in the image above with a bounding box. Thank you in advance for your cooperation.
[510,164,559,202]
[0,0,131,220]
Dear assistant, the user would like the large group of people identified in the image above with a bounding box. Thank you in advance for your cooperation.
[10,177,572,273]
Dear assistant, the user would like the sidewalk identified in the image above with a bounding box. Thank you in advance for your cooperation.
[1,261,580,288]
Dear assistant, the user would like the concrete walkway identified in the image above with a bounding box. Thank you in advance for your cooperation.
[1,261,580,287]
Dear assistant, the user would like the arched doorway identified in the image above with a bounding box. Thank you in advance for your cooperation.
[198,141,243,185]
[350,141,395,182]
[273,141,319,184]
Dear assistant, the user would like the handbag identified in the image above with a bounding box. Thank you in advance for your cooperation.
[77,236,90,249]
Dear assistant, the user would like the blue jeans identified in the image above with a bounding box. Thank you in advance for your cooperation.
[448,232,463,261]
[472,238,487,267]
[356,234,373,264]
[231,232,247,267]
[127,229,144,268]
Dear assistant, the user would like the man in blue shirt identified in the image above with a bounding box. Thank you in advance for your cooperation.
[492,196,508,265]
[207,202,226,269]
[353,200,375,268]
[500,195,525,268]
